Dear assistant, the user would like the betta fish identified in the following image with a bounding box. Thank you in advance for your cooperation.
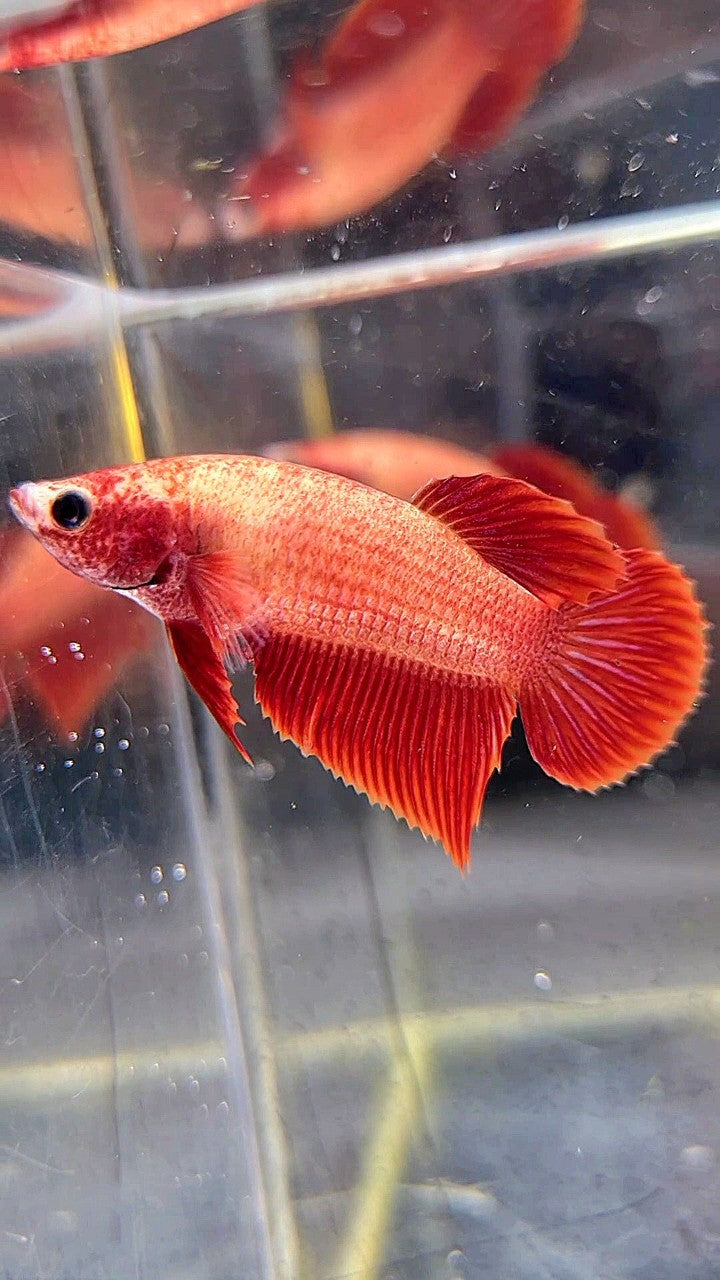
[9,455,707,870]
[0,527,156,735]
[0,0,261,70]
[268,430,661,551]
[220,0,583,237]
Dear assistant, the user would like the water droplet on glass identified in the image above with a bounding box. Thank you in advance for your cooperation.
[198,950,209,966]
[157,889,170,907]
[443,225,453,243]
[188,1077,200,1096]
[167,1079,178,1095]
[680,1144,714,1172]
[255,759,276,782]
[117,738,130,751]
[534,970,552,992]
[642,772,675,802]
[157,723,170,736]
[349,314,362,336]
[172,863,187,882]
[217,1100,230,1119]
[628,151,645,172]
[134,893,147,910]
[367,9,405,37]
[330,244,340,261]
[94,727,105,739]
[644,285,663,305]
[446,1249,468,1279]
[557,214,569,230]
[150,866,163,884]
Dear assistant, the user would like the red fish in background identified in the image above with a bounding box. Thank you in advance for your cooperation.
[0,0,260,69]
[9,455,707,870]
[0,77,212,251]
[268,430,661,551]
[221,0,584,237]
[0,528,156,735]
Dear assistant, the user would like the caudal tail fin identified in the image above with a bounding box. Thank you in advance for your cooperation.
[519,548,709,791]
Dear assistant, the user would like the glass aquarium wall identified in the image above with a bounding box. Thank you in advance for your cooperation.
[1,0,720,1276]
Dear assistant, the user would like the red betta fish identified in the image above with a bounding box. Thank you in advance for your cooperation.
[9,455,707,870]
[0,0,261,70]
[268,430,661,551]
[221,0,583,237]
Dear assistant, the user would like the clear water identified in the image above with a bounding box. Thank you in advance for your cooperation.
[1,3,720,1277]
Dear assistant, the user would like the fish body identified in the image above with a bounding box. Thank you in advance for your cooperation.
[9,454,707,870]
[222,0,583,237]
[0,0,254,69]
[270,429,661,550]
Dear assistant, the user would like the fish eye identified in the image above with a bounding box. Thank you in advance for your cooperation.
[50,489,92,531]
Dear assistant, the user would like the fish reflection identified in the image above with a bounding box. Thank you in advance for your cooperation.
[220,0,583,237]
[0,77,212,251]
[0,528,156,736]
[268,430,661,551]
[0,0,261,69]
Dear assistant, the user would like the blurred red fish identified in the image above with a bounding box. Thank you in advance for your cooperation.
[221,0,583,236]
[0,0,260,69]
[0,77,211,250]
[269,429,661,550]
[10,455,706,869]
[0,528,156,735]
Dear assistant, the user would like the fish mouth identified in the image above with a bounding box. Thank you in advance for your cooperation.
[8,484,38,529]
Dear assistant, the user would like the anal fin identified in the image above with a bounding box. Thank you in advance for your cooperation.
[253,630,516,870]
[413,472,625,608]
[168,620,252,765]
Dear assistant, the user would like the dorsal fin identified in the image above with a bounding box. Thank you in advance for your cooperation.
[412,472,625,608]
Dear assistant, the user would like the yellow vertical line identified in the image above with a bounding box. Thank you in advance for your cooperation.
[292,313,335,440]
[331,1026,433,1280]
[58,66,146,465]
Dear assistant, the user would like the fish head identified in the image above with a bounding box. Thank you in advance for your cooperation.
[8,464,179,593]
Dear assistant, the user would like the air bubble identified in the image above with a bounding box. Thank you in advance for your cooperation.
[68,731,79,743]
[134,893,147,910]
[95,743,105,754]
[367,9,405,37]
[150,866,163,884]
[94,727,105,739]
[628,151,645,172]
[536,920,554,940]
[68,641,82,653]
[72,651,85,661]
[330,244,340,261]
[254,759,276,782]
[172,863,187,882]
[112,767,123,778]
[157,889,170,907]
[40,645,52,658]
[217,1100,229,1119]
[557,213,569,230]
[117,738,130,751]
[349,314,363,336]
[534,971,553,992]
[35,763,46,774]
[157,723,170,736]
[644,285,663,305]
[63,759,74,769]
